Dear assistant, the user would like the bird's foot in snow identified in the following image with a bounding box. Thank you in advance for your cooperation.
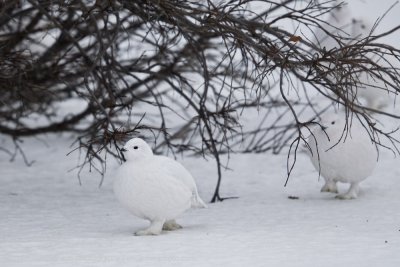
[162,220,182,231]
[335,193,357,200]
[336,183,359,200]
[135,229,161,236]
[135,220,164,236]
[321,181,338,193]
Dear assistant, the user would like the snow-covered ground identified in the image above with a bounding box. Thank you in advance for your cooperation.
[1,131,399,267]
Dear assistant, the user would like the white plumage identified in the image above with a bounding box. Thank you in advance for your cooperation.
[113,138,206,235]
[313,1,352,51]
[319,4,393,110]
[307,113,377,199]
[356,70,392,110]
[349,18,392,110]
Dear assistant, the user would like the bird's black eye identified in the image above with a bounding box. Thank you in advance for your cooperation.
[133,146,138,150]
[331,121,335,125]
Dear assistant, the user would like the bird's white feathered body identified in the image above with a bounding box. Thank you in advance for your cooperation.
[154,155,207,208]
[314,2,352,50]
[349,18,392,110]
[315,3,393,110]
[114,163,192,221]
[113,138,206,235]
[356,67,392,110]
[307,113,377,199]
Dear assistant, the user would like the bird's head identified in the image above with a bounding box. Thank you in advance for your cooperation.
[318,113,344,132]
[351,17,371,40]
[120,138,153,161]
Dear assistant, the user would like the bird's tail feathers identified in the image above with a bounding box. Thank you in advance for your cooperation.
[191,191,207,208]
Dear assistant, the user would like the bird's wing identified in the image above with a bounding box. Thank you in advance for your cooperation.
[155,156,197,191]
[155,156,207,208]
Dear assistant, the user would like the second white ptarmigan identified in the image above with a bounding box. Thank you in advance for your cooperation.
[350,17,392,110]
[307,113,377,199]
[113,138,207,236]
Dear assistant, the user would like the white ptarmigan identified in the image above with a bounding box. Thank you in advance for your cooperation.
[314,1,353,51]
[113,138,207,235]
[350,18,392,110]
[319,4,392,110]
[307,113,377,199]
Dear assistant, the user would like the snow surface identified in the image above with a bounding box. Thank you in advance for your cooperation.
[1,132,400,267]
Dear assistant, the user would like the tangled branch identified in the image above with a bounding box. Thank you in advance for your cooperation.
[1,0,399,202]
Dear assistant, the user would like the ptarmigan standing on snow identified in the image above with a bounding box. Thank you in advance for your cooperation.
[350,18,392,110]
[307,113,377,199]
[113,138,207,235]
[317,2,392,110]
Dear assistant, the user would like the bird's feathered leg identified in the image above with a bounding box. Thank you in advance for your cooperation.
[135,219,165,236]
[162,220,183,231]
[336,182,360,200]
[321,179,339,193]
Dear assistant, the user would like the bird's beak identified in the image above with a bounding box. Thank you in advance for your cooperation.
[120,148,127,152]
[321,126,327,131]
